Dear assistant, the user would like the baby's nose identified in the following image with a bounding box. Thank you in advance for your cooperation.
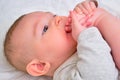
[54,16,62,26]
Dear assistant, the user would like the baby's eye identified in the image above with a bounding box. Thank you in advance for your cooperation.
[42,25,48,35]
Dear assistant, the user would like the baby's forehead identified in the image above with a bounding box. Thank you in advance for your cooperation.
[17,12,44,24]
[15,11,55,31]
[25,11,53,17]
[19,11,54,23]
[14,11,54,31]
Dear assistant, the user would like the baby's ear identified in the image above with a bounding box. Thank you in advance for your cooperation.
[26,59,51,76]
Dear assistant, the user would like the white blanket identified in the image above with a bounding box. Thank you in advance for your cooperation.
[0,0,120,80]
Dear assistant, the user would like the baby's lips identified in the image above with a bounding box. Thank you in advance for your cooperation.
[65,25,72,33]
[65,15,72,26]
[65,16,72,33]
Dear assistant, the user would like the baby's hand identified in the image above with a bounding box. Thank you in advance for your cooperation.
[70,11,89,41]
[74,1,96,17]
[73,0,96,26]
[73,0,108,27]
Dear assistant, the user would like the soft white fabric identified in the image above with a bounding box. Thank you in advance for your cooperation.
[0,0,120,80]
[53,27,118,80]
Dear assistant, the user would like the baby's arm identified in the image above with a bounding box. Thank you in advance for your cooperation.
[77,27,118,80]
[70,11,118,79]
[75,1,120,70]
[92,9,120,70]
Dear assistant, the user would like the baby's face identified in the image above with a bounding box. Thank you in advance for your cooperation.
[12,11,76,65]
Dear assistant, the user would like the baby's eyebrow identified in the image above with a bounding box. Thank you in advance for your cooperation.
[46,12,56,17]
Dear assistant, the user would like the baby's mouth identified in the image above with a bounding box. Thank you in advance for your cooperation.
[65,17,72,33]
[65,25,72,33]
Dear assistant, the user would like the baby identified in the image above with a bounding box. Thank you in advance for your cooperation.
[4,0,119,80]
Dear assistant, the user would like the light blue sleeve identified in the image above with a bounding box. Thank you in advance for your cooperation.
[76,27,118,80]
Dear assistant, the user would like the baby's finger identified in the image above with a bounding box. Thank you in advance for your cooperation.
[90,1,97,10]
[80,16,89,26]
[77,4,89,15]
[74,7,83,15]
[82,1,92,13]
[90,0,98,7]
[70,11,79,26]
[71,11,88,26]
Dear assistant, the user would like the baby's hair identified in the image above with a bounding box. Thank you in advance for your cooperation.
[4,15,27,72]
